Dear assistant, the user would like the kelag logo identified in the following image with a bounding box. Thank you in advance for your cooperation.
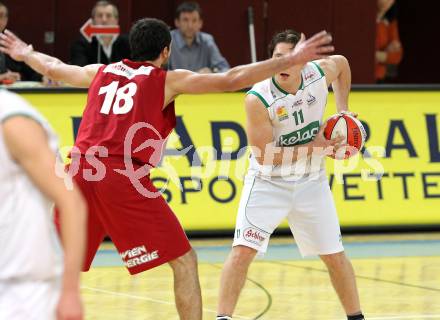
[279,121,320,146]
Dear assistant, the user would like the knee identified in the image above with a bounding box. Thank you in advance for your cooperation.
[228,245,257,269]
[320,251,348,270]
[170,249,198,272]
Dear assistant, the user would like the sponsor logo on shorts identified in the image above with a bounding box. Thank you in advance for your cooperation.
[243,227,266,245]
[120,245,159,268]
[279,121,320,146]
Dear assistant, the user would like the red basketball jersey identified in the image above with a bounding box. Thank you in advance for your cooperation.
[74,59,175,166]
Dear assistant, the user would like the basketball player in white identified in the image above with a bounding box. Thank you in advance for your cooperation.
[216,30,365,320]
[0,89,86,320]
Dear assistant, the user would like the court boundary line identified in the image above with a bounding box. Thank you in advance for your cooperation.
[209,264,272,320]
[81,285,176,305]
[355,314,440,320]
[81,285,252,319]
[269,261,440,292]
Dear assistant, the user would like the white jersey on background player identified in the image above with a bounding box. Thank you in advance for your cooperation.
[0,89,86,320]
[217,30,365,320]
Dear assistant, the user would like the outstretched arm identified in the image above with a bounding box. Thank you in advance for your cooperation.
[0,30,100,88]
[165,31,334,102]
[316,55,351,113]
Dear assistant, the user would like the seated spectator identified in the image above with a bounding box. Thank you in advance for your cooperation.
[168,2,230,73]
[0,2,41,84]
[70,0,130,66]
[376,0,403,82]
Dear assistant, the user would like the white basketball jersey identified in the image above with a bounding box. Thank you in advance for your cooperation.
[247,62,328,178]
[0,90,63,281]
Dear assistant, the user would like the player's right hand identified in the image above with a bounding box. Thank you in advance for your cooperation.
[0,70,21,83]
[290,31,334,65]
[0,29,33,62]
[56,289,83,320]
[311,124,345,156]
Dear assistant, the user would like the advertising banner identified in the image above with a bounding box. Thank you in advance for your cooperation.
[21,91,440,230]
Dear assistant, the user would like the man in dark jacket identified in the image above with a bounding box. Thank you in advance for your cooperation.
[70,0,130,66]
[0,2,41,83]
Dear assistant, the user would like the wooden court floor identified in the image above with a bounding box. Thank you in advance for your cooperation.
[81,233,440,319]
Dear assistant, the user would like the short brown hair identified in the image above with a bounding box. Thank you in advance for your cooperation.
[91,0,119,19]
[268,29,301,57]
[175,2,202,19]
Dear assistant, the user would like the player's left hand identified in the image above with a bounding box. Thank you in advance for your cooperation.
[56,289,83,320]
[339,110,358,118]
[0,30,34,62]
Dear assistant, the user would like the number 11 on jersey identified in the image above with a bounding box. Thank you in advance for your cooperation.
[292,109,304,125]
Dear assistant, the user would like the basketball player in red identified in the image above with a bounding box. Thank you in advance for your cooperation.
[1,18,335,319]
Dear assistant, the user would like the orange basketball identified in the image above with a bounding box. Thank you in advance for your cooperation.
[324,113,367,159]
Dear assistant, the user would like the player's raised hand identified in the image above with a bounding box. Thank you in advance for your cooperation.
[290,31,334,65]
[0,30,33,62]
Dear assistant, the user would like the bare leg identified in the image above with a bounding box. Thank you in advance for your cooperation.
[217,245,257,317]
[169,249,202,320]
[320,251,362,315]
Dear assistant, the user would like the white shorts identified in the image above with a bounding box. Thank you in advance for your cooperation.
[0,279,60,320]
[233,172,344,256]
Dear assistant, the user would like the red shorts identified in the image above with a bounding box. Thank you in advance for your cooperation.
[56,157,191,275]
